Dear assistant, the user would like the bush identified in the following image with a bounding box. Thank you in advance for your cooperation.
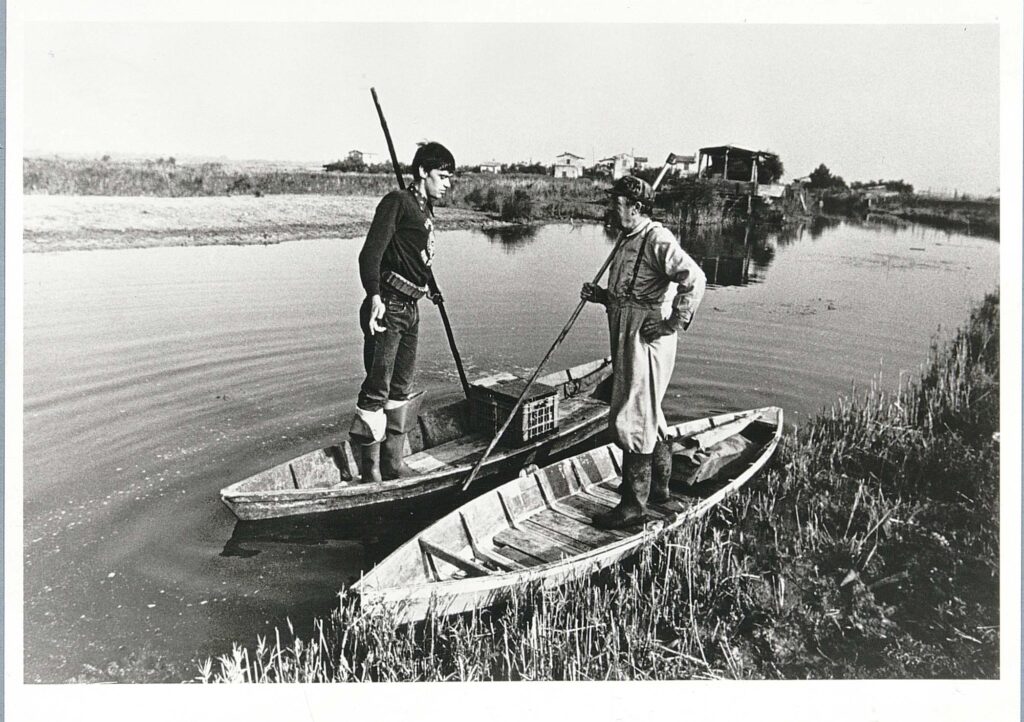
[500,189,533,222]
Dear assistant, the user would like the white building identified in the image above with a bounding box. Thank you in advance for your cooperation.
[597,153,642,180]
[553,152,585,179]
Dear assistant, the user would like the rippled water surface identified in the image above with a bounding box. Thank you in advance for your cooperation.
[22,218,998,680]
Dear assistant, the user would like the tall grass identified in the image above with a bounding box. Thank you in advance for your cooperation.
[24,158,401,197]
[25,157,609,224]
[448,173,606,222]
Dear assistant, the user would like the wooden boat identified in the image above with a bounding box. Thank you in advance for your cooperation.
[352,406,783,623]
[220,358,614,520]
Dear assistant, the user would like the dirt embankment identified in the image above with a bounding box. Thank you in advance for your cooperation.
[21,194,509,253]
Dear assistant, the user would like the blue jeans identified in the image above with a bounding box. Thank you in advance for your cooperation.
[357,292,420,412]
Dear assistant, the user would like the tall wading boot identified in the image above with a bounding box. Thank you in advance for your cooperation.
[349,407,386,483]
[593,451,653,530]
[354,440,383,483]
[381,392,425,481]
[649,439,673,504]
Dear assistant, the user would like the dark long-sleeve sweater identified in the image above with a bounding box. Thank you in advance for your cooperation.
[357,189,434,296]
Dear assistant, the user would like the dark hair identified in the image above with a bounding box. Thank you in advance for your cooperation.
[411,142,455,175]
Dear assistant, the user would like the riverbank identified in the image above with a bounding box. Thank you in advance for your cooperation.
[821,191,1000,239]
[871,196,1000,239]
[21,194,511,253]
[22,157,606,252]
[201,291,1000,681]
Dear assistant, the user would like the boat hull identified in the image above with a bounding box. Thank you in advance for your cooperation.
[353,407,783,623]
[220,358,614,520]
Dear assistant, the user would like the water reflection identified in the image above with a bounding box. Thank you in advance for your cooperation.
[676,222,775,287]
[771,216,844,246]
[487,220,779,288]
[480,224,541,251]
[220,491,471,570]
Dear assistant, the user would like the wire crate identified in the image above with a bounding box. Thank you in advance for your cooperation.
[469,378,559,447]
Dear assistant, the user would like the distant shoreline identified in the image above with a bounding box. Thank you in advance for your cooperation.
[21,194,519,253]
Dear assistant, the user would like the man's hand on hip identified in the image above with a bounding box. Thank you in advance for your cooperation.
[640,316,678,343]
[369,295,387,334]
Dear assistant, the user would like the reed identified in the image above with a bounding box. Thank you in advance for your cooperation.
[198,291,999,682]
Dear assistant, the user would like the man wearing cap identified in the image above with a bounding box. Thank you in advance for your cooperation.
[581,175,707,529]
[349,141,455,483]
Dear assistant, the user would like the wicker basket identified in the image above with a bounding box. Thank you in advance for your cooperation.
[469,378,559,447]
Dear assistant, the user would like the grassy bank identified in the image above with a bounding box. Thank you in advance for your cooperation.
[199,292,999,682]
[22,158,607,251]
[820,190,1000,239]
[873,195,1000,239]
[24,157,604,220]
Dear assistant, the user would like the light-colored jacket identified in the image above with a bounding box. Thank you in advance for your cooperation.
[606,218,706,328]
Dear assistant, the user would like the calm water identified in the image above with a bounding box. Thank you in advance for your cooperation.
[22,217,998,681]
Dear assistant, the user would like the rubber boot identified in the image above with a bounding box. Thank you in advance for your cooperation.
[349,407,386,483]
[649,439,673,504]
[354,441,382,483]
[380,392,424,481]
[593,451,652,530]
[381,433,415,480]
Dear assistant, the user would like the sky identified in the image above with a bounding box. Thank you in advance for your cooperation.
[20,19,1002,195]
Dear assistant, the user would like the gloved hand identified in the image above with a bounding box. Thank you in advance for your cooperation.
[429,290,444,306]
[580,282,609,306]
[640,314,680,343]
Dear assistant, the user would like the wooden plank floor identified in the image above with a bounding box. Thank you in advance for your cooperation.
[526,507,630,545]
[520,519,593,555]
[493,528,579,564]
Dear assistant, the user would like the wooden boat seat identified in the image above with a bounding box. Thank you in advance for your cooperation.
[419,539,492,579]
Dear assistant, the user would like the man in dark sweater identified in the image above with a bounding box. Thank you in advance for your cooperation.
[349,142,455,482]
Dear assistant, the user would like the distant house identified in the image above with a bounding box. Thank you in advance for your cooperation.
[669,153,696,176]
[861,184,900,206]
[595,152,648,180]
[553,152,585,179]
[479,161,502,173]
[323,149,379,172]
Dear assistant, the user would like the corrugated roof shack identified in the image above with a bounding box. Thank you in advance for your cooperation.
[697,145,778,184]
[696,145,785,212]
[652,147,790,226]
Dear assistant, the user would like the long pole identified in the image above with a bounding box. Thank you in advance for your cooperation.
[371,88,405,190]
[462,154,677,491]
[370,87,471,398]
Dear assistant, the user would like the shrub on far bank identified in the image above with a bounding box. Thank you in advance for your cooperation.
[500,189,533,222]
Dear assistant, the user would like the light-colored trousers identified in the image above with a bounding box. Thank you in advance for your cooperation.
[607,299,677,454]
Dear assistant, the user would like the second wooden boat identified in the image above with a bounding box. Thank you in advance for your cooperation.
[352,406,783,623]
